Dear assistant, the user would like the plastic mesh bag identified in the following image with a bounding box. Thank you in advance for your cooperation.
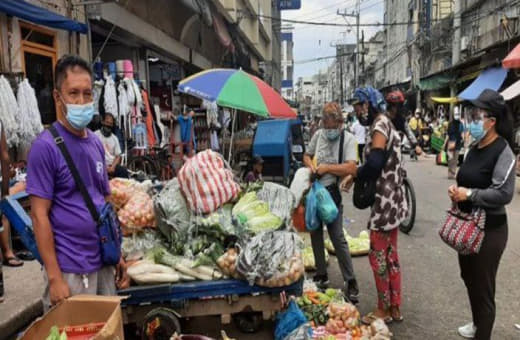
[237,230,304,287]
[117,191,155,230]
[257,182,295,225]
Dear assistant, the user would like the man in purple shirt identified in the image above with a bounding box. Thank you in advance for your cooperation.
[27,55,126,309]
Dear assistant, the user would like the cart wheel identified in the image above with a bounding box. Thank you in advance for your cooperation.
[233,312,263,333]
[141,308,181,340]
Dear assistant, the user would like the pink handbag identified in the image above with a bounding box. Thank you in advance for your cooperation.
[439,206,486,255]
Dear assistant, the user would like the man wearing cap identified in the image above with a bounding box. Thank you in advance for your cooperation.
[244,155,264,183]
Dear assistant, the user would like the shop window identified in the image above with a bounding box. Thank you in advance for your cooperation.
[20,23,57,125]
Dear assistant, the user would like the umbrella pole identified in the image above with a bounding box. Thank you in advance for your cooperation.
[228,109,236,165]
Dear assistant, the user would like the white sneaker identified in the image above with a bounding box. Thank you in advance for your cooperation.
[458,322,476,338]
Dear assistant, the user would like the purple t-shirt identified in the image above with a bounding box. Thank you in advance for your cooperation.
[26,122,110,274]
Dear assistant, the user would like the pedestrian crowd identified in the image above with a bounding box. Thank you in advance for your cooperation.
[0,55,517,340]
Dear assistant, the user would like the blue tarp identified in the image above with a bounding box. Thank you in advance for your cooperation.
[458,67,508,100]
[0,0,88,34]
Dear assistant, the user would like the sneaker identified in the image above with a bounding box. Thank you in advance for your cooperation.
[458,322,476,339]
[345,280,359,304]
[313,275,329,289]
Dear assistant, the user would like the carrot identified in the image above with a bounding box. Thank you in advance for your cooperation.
[308,296,321,305]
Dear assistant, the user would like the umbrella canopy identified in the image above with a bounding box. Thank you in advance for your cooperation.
[503,43,520,69]
[178,69,296,118]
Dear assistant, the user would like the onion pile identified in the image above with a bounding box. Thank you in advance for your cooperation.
[256,254,304,288]
[117,191,156,231]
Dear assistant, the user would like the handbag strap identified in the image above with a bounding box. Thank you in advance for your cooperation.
[49,125,100,224]
[338,130,345,165]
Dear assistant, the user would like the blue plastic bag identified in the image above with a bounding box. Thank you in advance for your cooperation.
[274,300,308,340]
[314,182,338,224]
[305,183,321,231]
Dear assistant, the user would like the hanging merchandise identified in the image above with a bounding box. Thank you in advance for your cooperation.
[16,79,43,145]
[103,75,118,116]
[0,75,20,146]
[117,82,130,121]
[210,130,219,151]
[133,123,148,149]
[93,79,104,115]
[203,100,219,127]
[142,90,157,146]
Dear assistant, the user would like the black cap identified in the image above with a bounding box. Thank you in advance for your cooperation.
[470,89,506,116]
[253,155,264,164]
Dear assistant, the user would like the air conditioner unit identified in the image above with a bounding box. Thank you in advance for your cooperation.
[461,36,469,51]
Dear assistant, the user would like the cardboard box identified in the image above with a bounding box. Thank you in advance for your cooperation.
[20,295,125,340]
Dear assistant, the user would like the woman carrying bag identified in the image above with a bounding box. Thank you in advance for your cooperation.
[347,87,408,324]
[447,90,516,340]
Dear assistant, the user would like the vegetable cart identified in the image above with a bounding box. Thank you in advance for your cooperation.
[118,279,303,337]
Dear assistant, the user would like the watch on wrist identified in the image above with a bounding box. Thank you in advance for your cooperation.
[466,189,473,200]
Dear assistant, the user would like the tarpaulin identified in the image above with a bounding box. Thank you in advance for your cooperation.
[502,43,520,69]
[419,74,455,91]
[458,67,508,100]
[431,97,459,104]
[0,0,87,34]
[500,79,520,101]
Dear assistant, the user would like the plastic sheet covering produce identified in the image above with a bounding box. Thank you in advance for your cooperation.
[121,230,163,261]
[237,230,304,287]
[257,182,296,224]
[154,178,192,245]
[283,323,313,340]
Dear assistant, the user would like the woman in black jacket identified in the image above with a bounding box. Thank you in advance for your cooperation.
[448,90,516,340]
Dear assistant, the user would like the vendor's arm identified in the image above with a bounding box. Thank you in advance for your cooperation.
[26,139,70,305]
[357,131,388,180]
[454,146,516,207]
[0,126,10,197]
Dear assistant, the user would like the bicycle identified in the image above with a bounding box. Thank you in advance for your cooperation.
[399,134,417,234]
[127,144,176,181]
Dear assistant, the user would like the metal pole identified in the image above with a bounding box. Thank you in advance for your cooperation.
[339,53,344,105]
[228,109,236,165]
[355,0,360,88]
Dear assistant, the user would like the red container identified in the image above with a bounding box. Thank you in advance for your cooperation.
[292,204,306,232]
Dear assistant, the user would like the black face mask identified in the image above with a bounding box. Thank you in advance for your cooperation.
[101,126,112,137]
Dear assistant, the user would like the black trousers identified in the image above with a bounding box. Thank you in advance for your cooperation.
[458,217,508,340]
[113,165,129,178]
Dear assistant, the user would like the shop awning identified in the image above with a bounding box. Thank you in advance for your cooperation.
[0,0,88,34]
[500,79,520,101]
[418,73,455,91]
[458,67,508,100]
[502,43,520,69]
[431,97,459,104]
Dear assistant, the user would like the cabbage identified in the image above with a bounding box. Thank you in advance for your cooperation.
[232,192,258,215]
[236,201,270,223]
[247,213,283,234]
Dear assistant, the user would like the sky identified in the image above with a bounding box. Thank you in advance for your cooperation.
[281,0,385,80]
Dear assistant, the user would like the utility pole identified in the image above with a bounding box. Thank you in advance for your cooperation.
[337,0,360,89]
[450,0,462,117]
[339,52,344,105]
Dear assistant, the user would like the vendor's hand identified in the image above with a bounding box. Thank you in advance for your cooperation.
[415,145,423,156]
[315,164,329,176]
[116,257,130,290]
[452,187,469,202]
[49,276,70,306]
[340,175,354,192]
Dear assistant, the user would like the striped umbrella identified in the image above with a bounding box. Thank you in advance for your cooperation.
[178,68,296,118]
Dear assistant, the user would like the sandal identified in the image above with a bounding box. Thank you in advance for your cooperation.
[361,312,393,325]
[391,307,404,322]
[2,256,24,267]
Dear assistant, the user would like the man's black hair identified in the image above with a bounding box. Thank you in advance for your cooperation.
[54,54,92,90]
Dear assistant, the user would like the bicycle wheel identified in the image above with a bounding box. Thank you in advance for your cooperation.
[127,155,158,179]
[399,177,417,234]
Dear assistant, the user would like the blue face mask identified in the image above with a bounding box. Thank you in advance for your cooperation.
[64,101,95,130]
[324,129,341,140]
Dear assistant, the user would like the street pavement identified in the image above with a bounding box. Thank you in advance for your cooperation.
[1,155,519,339]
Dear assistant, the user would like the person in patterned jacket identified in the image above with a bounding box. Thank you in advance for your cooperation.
[348,87,408,325]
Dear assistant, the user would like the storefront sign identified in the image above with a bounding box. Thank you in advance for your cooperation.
[278,0,301,10]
